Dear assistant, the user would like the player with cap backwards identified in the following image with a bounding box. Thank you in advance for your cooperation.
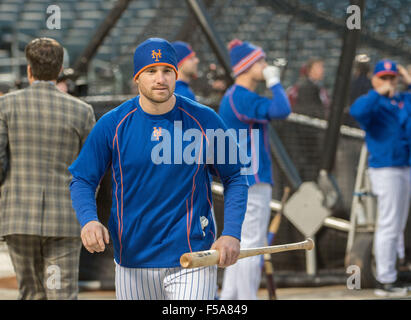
[171,41,199,101]
[350,59,411,297]
[218,39,291,300]
[68,38,249,300]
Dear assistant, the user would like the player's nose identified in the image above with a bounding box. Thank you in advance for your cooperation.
[154,71,167,84]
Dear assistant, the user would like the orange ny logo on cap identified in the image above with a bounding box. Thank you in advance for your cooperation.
[152,49,162,62]
[153,127,162,140]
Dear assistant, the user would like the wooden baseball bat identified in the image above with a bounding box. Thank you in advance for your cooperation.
[268,187,290,240]
[180,238,314,269]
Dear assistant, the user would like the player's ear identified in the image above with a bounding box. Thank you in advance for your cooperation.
[27,65,32,78]
[27,64,35,84]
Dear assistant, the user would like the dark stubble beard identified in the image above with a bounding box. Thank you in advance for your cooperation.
[140,85,175,104]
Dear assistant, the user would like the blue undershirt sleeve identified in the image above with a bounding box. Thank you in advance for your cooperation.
[234,84,291,122]
[219,170,249,240]
[349,90,380,128]
[266,83,292,119]
[207,111,249,240]
[70,176,99,228]
[68,111,114,228]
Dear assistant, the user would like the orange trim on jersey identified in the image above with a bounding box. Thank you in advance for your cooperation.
[178,107,210,146]
[179,106,209,252]
[205,182,212,210]
[133,63,178,80]
[116,137,124,242]
[191,137,203,217]
[186,135,203,253]
[211,164,222,182]
[111,108,138,264]
[111,162,122,264]
[186,198,192,252]
[205,182,216,240]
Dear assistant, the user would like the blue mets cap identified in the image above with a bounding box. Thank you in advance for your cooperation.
[133,38,178,80]
[171,41,196,68]
[374,59,398,77]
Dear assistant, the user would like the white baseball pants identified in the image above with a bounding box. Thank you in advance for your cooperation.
[220,183,272,300]
[115,262,217,300]
[368,166,410,284]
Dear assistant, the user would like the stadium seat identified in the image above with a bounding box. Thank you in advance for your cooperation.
[76,2,100,12]
[0,3,20,13]
[20,12,45,22]
[36,29,64,43]
[77,10,104,22]
[15,21,41,37]
[0,13,16,29]
[95,44,118,61]
[22,3,49,13]
[72,19,98,30]
[128,1,159,10]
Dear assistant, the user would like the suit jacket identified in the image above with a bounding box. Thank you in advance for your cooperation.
[0,82,96,237]
[293,78,329,119]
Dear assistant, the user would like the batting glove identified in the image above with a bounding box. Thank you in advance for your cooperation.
[263,65,281,88]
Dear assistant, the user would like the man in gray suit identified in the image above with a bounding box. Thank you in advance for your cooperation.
[0,38,96,300]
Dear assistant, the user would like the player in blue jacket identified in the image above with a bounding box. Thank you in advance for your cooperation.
[171,41,199,101]
[350,59,411,297]
[69,38,249,300]
[218,39,291,300]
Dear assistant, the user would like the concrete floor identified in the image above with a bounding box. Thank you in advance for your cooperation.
[0,275,410,300]
[2,243,410,300]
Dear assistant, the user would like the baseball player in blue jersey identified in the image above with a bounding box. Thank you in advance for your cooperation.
[69,38,249,300]
[218,39,291,300]
[350,59,411,297]
[171,41,199,101]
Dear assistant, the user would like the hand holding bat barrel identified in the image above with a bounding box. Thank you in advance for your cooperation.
[180,238,315,269]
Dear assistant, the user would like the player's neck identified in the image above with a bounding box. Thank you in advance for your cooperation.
[139,94,176,115]
[177,72,191,84]
[235,75,257,92]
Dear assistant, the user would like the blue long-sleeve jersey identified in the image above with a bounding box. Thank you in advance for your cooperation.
[401,90,411,166]
[349,89,410,168]
[69,94,249,268]
[218,83,291,187]
[175,80,196,101]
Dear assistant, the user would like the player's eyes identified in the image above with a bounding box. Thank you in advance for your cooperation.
[145,68,172,74]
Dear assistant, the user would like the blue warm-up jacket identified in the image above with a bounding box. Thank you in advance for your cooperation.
[69,94,248,268]
[218,83,291,187]
[349,89,411,168]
